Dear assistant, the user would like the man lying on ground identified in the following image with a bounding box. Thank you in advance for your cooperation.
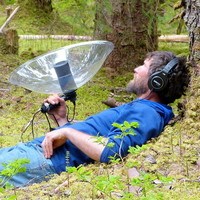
[0,51,190,187]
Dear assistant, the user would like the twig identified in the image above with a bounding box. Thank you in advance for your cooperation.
[0,88,9,91]
[54,180,69,193]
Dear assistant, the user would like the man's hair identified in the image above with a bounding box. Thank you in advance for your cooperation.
[146,51,190,104]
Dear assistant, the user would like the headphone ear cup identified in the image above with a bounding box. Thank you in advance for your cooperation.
[148,71,168,92]
[148,57,179,92]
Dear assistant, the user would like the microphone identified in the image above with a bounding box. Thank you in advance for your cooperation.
[53,60,77,93]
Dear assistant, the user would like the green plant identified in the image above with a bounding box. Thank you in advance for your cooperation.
[93,121,139,164]
[0,158,30,200]
[93,174,124,199]
[112,121,139,161]
[130,172,173,197]
[128,145,148,155]
[67,165,92,182]
[0,158,30,187]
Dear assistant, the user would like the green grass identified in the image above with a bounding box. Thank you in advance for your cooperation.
[158,42,189,56]
[0,4,6,26]
[19,38,77,55]
[18,39,189,63]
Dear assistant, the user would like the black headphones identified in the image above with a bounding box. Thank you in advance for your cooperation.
[148,57,179,92]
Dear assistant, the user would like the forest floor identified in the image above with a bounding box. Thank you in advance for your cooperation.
[1,58,200,199]
[0,2,200,200]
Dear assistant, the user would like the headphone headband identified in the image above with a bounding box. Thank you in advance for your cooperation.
[162,57,179,74]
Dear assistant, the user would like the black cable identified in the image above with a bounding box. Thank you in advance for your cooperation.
[51,114,60,127]
[20,109,41,142]
[43,100,76,131]
[20,97,77,141]
[43,112,58,131]
[66,101,76,122]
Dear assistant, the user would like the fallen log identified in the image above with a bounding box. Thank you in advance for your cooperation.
[19,34,93,41]
[18,34,189,43]
[159,34,189,43]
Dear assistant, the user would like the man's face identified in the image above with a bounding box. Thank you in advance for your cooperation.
[126,58,152,95]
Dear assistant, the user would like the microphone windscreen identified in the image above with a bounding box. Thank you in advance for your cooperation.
[54,61,77,93]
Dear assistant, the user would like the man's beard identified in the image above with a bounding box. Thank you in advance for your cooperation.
[126,79,149,96]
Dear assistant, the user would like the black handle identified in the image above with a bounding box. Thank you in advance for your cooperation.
[40,90,77,113]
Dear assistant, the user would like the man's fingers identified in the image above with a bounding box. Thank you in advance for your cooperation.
[42,136,53,158]
[44,94,60,105]
[42,130,67,158]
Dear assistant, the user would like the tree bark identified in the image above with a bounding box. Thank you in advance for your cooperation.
[0,0,4,5]
[94,0,159,75]
[182,0,200,71]
[0,29,19,54]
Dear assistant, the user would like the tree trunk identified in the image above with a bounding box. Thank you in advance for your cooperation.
[0,29,19,54]
[94,0,159,75]
[177,0,200,164]
[182,0,200,71]
[0,0,4,5]
[178,1,200,175]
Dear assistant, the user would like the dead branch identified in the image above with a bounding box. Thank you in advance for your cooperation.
[0,6,20,33]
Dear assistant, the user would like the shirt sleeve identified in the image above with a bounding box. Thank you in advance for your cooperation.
[100,104,164,163]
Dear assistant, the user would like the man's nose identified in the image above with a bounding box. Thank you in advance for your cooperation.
[134,66,140,73]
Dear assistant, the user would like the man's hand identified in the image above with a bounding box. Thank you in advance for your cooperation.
[41,129,68,158]
[44,94,68,126]
[42,127,105,161]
